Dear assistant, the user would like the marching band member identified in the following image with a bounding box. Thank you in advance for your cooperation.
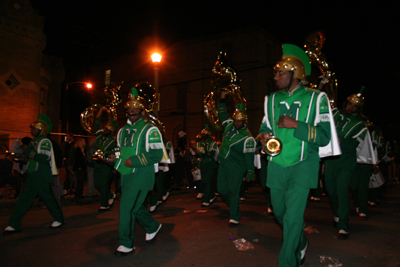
[197,125,218,207]
[259,44,339,267]
[217,91,256,226]
[325,87,377,239]
[4,114,65,234]
[111,88,164,256]
[94,107,118,212]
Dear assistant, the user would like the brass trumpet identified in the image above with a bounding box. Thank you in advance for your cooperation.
[262,136,283,157]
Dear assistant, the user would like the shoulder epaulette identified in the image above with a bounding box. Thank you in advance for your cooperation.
[304,87,321,93]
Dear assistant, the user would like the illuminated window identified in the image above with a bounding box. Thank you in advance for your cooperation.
[105,69,111,85]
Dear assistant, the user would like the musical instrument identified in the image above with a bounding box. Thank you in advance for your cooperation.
[92,147,120,161]
[6,152,28,163]
[262,136,283,157]
[304,31,338,107]
[204,51,246,131]
[135,82,170,163]
[80,82,123,134]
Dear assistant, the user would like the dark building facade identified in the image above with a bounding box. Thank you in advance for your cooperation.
[87,26,282,146]
[0,0,64,152]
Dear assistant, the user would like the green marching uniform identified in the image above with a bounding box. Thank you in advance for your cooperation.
[7,114,64,231]
[349,163,373,217]
[198,133,218,205]
[217,102,255,222]
[94,118,117,209]
[324,108,368,232]
[114,117,164,249]
[260,84,332,267]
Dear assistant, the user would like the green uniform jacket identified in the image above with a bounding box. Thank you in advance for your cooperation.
[198,137,218,167]
[94,118,117,166]
[218,103,255,180]
[329,108,367,169]
[114,118,164,190]
[25,135,55,178]
[259,84,332,167]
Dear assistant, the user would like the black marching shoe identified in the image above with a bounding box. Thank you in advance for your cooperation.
[338,230,349,240]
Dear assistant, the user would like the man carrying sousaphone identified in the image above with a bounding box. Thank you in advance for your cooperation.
[217,91,256,226]
[94,107,118,212]
[197,125,218,207]
[259,44,339,267]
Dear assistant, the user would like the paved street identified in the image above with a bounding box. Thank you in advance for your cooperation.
[1,184,400,267]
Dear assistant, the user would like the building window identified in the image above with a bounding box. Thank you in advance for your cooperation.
[5,75,19,89]
[105,69,111,85]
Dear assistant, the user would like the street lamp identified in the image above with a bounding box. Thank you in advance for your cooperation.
[66,81,92,134]
[151,53,162,116]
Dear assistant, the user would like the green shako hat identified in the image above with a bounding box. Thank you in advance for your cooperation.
[30,113,52,136]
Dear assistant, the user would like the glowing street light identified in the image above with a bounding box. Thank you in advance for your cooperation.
[66,82,92,134]
[151,53,162,116]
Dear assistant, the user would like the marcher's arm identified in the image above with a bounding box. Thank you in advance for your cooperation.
[293,93,331,147]
[244,137,256,180]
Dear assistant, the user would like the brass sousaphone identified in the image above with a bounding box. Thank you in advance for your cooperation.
[204,51,246,131]
[304,31,338,107]
[135,82,170,163]
[80,82,122,134]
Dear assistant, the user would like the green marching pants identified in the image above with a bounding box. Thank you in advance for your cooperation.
[217,159,245,221]
[350,164,372,215]
[8,169,64,230]
[268,160,310,267]
[94,163,114,208]
[118,189,160,248]
[324,161,352,232]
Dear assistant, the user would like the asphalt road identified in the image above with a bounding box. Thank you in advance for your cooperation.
[1,184,400,267]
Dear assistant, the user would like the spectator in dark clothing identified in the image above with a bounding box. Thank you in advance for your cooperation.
[48,135,64,203]
[61,133,75,195]
[68,138,86,204]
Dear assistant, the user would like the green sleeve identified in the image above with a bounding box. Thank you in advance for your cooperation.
[293,93,331,147]
[129,127,164,168]
[244,137,256,180]
[294,121,331,146]
[218,103,231,127]
[26,139,53,165]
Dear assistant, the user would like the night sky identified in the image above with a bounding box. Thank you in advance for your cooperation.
[29,0,399,140]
